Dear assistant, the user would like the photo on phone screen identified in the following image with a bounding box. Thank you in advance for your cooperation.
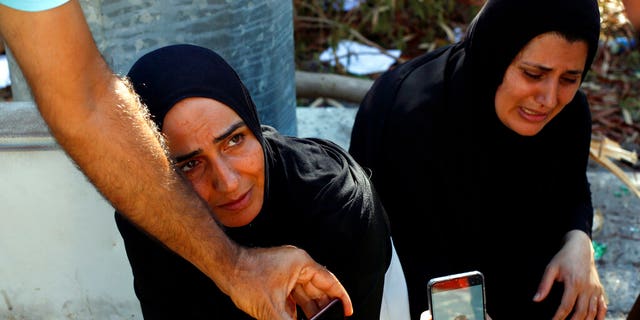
[309,298,343,320]
[427,270,486,320]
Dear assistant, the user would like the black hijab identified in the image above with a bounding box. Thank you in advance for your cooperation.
[127,44,265,148]
[464,0,600,108]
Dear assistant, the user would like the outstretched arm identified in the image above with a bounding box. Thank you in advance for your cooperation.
[0,1,351,318]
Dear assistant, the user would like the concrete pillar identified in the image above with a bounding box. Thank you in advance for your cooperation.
[8,0,297,135]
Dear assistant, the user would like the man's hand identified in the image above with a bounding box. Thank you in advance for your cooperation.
[534,230,607,320]
[222,245,353,320]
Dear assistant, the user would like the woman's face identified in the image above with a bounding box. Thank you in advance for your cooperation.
[163,97,265,227]
[494,32,588,136]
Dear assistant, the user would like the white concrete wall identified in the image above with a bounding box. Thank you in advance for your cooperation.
[0,149,142,319]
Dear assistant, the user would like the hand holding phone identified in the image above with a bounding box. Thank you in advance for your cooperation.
[309,298,344,320]
[427,270,486,320]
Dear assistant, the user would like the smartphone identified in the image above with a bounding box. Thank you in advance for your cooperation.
[427,270,486,320]
[309,298,344,320]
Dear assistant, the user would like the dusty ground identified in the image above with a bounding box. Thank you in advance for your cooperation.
[589,160,640,319]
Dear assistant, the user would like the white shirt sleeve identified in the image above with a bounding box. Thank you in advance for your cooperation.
[0,0,69,12]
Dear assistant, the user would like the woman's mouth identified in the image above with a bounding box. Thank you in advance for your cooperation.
[519,106,548,122]
[219,189,251,211]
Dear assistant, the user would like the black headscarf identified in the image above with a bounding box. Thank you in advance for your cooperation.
[127,44,264,145]
[350,0,600,319]
[464,0,600,107]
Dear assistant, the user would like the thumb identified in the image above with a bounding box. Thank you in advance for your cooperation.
[533,267,557,302]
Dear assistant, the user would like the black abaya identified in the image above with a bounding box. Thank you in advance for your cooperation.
[349,0,600,318]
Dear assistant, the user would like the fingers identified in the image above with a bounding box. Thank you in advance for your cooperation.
[553,283,607,320]
[563,293,607,320]
[534,265,559,302]
[596,294,607,320]
[298,263,354,316]
[565,289,593,320]
[291,283,323,318]
[552,285,577,320]
[228,245,353,320]
[586,295,601,320]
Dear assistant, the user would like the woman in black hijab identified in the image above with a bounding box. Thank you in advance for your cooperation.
[349,0,606,319]
[115,44,409,319]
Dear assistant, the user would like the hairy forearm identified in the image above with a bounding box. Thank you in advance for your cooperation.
[47,71,241,290]
[0,1,240,292]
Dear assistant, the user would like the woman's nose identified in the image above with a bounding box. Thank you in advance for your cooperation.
[211,160,240,192]
[535,79,558,108]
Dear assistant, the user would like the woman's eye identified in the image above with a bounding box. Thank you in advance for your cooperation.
[179,160,198,173]
[228,133,245,147]
[561,77,579,84]
[524,70,542,80]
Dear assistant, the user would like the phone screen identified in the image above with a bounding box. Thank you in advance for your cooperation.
[428,271,486,320]
[309,298,343,320]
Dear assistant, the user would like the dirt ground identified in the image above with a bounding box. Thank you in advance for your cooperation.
[588,159,640,319]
